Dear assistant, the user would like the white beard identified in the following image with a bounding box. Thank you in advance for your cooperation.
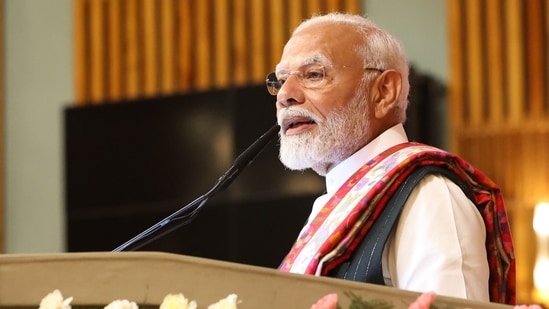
[278,93,370,176]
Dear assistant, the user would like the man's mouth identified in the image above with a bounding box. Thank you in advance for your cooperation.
[282,116,316,134]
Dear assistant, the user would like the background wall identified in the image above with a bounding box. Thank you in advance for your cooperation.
[364,0,448,83]
[3,0,447,253]
[4,0,72,252]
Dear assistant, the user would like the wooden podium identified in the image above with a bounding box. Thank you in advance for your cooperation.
[0,252,511,309]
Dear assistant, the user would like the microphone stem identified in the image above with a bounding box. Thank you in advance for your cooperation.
[211,123,280,193]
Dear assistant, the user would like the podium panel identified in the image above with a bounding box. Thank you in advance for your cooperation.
[0,252,511,309]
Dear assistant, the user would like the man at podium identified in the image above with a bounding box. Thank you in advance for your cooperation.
[266,12,515,305]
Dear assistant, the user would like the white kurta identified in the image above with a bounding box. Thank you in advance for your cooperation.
[305,124,490,301]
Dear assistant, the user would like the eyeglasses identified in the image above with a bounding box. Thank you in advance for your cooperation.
[265,64,384,96]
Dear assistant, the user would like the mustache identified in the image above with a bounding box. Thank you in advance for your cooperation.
[277,107,323,127]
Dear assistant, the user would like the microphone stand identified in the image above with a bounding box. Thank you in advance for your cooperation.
[112,124,280,252]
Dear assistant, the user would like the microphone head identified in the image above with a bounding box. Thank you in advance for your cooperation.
[233,124,280,169]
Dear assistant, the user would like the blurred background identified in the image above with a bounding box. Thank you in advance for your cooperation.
[1,0,548,306]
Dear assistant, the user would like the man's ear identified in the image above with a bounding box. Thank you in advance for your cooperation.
[370,70,402,118]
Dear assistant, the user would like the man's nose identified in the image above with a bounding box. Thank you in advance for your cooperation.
[276,75,305,108]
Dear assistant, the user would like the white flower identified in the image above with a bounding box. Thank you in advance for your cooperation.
[39,289,73,309]
[103,299,138,309]
[207,294,239,309]
[159,293,197,309]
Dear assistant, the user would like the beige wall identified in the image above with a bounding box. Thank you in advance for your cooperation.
[4,0,72,252]
[364,0,448,83]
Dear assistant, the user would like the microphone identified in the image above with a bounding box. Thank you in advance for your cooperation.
[112,124,280,252]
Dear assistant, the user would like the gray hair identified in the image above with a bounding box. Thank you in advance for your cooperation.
[293,13,410,122]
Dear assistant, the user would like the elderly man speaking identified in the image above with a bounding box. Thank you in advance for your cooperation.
[266,12,515,305]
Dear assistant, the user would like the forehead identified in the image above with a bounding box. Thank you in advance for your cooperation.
[276,23,362,70]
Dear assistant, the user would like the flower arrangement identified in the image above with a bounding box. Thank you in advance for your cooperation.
[38,289,544,309]
[310,291,433,309]
[310,292,545,309]
[39,290,73,309]
[38,290,238,309]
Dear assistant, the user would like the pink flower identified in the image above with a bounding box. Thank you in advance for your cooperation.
[310,293,338,309]
[408,292,436,309]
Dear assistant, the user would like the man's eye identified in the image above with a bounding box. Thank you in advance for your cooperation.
[304,70,325,81]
